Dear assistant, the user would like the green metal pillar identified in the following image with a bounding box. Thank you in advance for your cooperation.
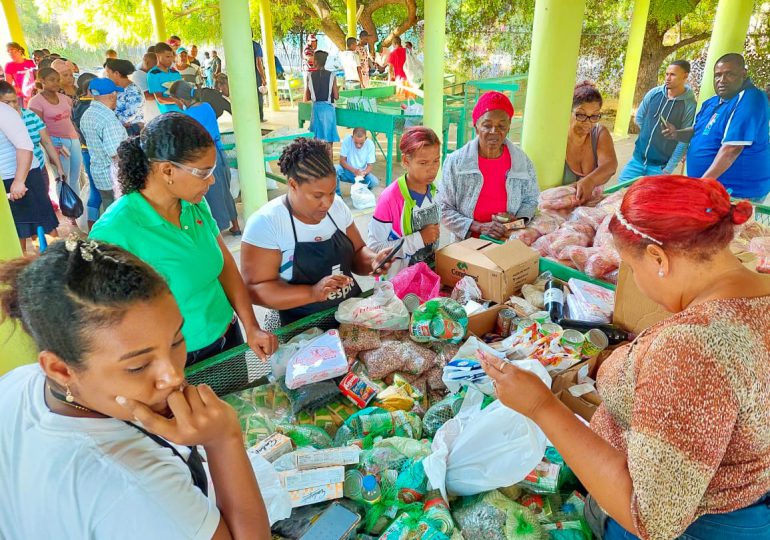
[698,0,754,107]
[0,184,37,375]
[220,0,267,217]
[148,0,166,44]
[521,0,586,189]
[1,0,26,53]
[259,0,280,112]
[613,0,651,137]
[422,0,446,144]
[346,0,357,39]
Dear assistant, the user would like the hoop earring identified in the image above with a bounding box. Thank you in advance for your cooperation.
[65,385,75,403]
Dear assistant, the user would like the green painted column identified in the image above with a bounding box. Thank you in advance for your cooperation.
[259,0,280,112]
[1,0,27,52]
[148,0,166,44]
[698,0,754,107]
[346,0,357,38]
[613,0,650,137]
[422,0,446,144]
[521,0,586,189]
[0,184,37,375]
[220,0,267,217]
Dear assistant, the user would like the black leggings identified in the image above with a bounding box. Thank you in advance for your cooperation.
[185,318,244,367]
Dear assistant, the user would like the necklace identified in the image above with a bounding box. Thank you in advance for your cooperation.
[47,384,103,416]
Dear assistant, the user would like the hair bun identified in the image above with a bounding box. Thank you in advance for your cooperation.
[731,201,753,225]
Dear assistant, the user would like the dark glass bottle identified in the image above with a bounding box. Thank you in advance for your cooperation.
[544,279,564,323]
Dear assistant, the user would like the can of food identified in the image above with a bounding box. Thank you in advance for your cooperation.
[403,293,421,313]
[582,328,609,358]
[561,329,586,356]
[539,322,563,337]
[496,308,517,338]
[531,311,551,325]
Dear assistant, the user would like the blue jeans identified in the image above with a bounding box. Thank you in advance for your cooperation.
[604,494,770,540]
[335,165,379,195]
[50,136,83,203]
[618,156,666,182]
[82,149,102,222]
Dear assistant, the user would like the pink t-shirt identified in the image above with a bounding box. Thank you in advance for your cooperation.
[4,60,35,97]
[473,145,511,224]
[27,93,79,139]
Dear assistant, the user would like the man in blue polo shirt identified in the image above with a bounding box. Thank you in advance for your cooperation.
[664,53,770,201]
[146,42,182,114]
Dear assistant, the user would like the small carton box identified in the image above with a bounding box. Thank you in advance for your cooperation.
[246,433,293,463]
[279,466,346,492]
[612,264,670,335]
[288,482,344,508]
[465,304,508,337]
[557,390,598,422]
[436,239,540,304]
[295,447,360,471]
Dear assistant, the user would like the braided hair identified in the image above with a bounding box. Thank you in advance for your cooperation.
[116,113,214,193]
[278,137,336,184]
[0,239,170,367]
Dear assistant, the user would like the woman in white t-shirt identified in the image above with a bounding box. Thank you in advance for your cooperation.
[241,137,393,326]
[0,239,270,540]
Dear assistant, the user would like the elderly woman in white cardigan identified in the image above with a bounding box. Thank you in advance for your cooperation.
[438,91,539,243]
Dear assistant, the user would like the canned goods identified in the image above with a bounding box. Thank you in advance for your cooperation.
[496,308,517,338]
[539,322,563,337]
[531,311,551,325]
[581,328,609,358]
[403,293,421,313]
[561,329,586,356]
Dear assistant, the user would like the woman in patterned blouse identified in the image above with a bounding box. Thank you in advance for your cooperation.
[483,175,770,540]
[104,58,145,136]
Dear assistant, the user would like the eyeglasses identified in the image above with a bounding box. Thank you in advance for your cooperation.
[574,112,602,123]
[151,159,216,180]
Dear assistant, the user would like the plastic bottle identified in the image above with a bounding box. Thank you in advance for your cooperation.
[544,279,564,322]
[558,319,634,345]
[361,474,382,504]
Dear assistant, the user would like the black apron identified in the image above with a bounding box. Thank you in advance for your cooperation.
[280,198,361,326]
[125,421,209,496]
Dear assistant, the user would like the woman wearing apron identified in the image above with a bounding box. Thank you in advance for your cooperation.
[241,137,393,326]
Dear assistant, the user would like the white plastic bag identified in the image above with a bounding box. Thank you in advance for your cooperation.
[285,330,348,389]
[423,367,550,501]
[270,327,325,379]
[248,452,292,525]
[442,336,501,395]
[404,51,424,86]
[350,177,376,210]
[335,281,410,330]
[229,168,241,198]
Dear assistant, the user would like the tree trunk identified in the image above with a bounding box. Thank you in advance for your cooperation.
[633,21,669,110]
[359,0,418,47]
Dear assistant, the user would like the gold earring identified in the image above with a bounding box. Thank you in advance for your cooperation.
[167,179,174,185]
[65,385,75,403]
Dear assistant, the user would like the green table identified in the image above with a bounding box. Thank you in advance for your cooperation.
[220,130,313,184]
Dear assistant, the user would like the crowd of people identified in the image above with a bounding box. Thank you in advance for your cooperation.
[0,27,769,540]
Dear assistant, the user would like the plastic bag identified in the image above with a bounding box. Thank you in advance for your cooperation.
[351,177,376,209]
[248,452,293,525]
[423,377,549,500]
[275,422,334,448]
[584,249,620,279]
[269,327,324,379]
[450,276,483,305]
[57,179,84,219]
[549,228,592,260]
[390,262,442,303]
[569,206,608,231]
[360,337,438,380]
[336,281,410,330]
[339,323,381,358]
[593,215,614,249]
[410,298,468,345]
[749,237,770,273]
[452,490,544,540]
[530,212,566,236]
[283,380,341,414]
[508,227,542,246]
[521,284,545,310]
[422,393,464,437]
[285,330,348,389]
[561,246,600,272]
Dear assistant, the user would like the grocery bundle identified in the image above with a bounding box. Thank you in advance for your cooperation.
[218,253,639,539]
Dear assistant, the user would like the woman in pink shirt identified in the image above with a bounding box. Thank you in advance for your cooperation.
[28,67,83,221]
[4,42,36,103]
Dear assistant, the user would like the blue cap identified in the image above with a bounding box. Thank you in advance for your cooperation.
[176,47,188,54]
[362,475,377,490]
[89,78,124,96]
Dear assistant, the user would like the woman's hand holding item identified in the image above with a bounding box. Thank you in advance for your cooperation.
[246,327,279,361]
[420,223,440,245]
[312,274,353,302]
[471,220,506,239]
[371,247,395,275]
[479,350,555,420]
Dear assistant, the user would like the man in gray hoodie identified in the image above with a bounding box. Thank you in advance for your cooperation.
[619,60,696,181]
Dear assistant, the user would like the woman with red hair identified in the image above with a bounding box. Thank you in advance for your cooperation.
[368,126,441,277]
[483,175,770,540]
[439,91,539,242]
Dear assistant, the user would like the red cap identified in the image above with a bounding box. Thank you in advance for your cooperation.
[472,91,514,126]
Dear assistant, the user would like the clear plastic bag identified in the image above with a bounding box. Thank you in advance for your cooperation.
[335,281,410,330]
[285,330,348,389]
[248,452,293,525]
[351,177,376,209]
[410,298,468,345]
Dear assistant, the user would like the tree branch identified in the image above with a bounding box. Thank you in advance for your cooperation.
[662,31,711,55]
[360,0,417,46]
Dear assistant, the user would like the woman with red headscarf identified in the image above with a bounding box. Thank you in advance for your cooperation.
[482,175,770,540]
[438,91,539,243]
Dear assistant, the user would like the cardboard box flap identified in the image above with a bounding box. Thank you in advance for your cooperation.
[483,240,539,271]
[439,240,496,268]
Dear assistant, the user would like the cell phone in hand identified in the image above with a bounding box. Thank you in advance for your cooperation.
[659,113,669,127]
[372,237,405,274]
[298,502,360,540]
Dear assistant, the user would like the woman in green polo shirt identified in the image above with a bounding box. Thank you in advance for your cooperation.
[90,113,277,366]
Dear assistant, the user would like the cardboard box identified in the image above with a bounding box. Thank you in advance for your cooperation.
[550,360,589,395]
[436,239,539,304]
[612,264,670,335]
[557,390,598,422]
[295,447,360,471]
[288,482,344,508]
[247,433,293,463]
[279,466,345,492]
[465,304,507,337]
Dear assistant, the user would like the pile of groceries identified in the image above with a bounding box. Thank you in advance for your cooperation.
[223,242,641,539]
